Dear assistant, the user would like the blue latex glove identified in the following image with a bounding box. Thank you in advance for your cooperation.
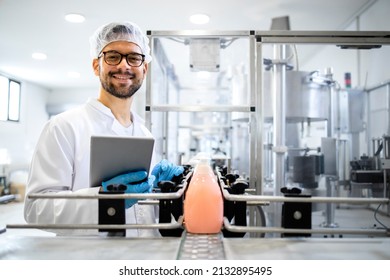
[151,159,184,188]
[102,170,155,209]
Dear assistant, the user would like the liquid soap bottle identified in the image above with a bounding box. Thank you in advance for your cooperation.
[183,157,223,234]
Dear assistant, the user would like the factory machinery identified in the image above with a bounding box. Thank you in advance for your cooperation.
[3,157,390,259]
[2,31,390,259]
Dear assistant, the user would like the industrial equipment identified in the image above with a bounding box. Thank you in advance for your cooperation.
[4,158,389,259]
[3,31,390,260]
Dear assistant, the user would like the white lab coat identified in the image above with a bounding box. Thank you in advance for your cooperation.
[24,98,159,237]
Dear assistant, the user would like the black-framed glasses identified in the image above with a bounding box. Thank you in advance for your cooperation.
[99,50,145,67]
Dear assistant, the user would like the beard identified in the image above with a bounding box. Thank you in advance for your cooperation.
[100,69,144,99]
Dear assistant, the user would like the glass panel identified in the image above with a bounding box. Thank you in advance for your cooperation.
[152,37,250,106]
[259,42,390,192]
[0,76,9,121]
[8,81,20,121]
[150,35,251,171]
[258,36,390,231]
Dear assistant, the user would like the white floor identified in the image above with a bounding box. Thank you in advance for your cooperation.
[0,201,55,237]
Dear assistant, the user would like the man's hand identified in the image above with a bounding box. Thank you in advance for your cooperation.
[102,170,155,208]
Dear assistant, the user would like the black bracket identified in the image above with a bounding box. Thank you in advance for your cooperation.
[98,186,126,236]
[158,180,184,237]
[222,179,248,238]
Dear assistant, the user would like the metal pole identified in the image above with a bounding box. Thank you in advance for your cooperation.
[223,218,388,236]
[271,44,287,231]
[383,136,389,214]
[327,67,335,138]
[251,33,262,237]
[220,188,389,204]
[388,84,390,215]
[145,32,153,129]
[322,177,338,228]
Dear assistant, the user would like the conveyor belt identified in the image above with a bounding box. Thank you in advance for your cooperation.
[223,237,390,259]
[1,234,390,259]
[0,235,182,260]
[177,232,225,259]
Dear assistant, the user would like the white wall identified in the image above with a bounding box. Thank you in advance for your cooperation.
[0,0,388,173]
[0,80,146,173]
[299,0,390,157]
[48,84,147,119]
[300,0,390,88]
[46,87,98,116]
[0,81,49,170]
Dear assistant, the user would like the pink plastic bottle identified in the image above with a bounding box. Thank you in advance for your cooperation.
[183,158,224,234]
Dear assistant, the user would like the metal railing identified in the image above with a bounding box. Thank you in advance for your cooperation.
[6,168,390,236]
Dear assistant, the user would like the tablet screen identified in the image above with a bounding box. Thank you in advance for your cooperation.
[89,135,155,187]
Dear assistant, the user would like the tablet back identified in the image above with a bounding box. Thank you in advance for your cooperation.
[89,135,155,187]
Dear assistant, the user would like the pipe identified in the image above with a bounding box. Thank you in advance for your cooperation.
[221,188,388,204]
[28,173,192,200]
[28,188,185,200]
[8,216,184,231]
[322,177,338,228]
[271,44,287,232]
[223,217,388,236]
[29,181,389,205]
[272,44,287,195]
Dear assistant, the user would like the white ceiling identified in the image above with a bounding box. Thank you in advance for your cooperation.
[0,0,373,90]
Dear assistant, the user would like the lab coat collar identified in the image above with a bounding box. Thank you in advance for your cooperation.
[87,97,146,134]
[87,97,115,119]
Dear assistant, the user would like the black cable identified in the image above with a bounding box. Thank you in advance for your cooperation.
[374,203,389,230]
[374,142,383,156]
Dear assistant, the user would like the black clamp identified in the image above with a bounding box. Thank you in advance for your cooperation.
[157,166,190,237]
[158,180,184,237]
[221,172,248,238]
[281,187,312,237]
[98,184,127,236]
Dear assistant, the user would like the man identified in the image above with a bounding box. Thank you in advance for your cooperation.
[24,22,182,237]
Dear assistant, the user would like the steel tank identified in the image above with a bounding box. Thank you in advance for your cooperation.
[263,70,330,122]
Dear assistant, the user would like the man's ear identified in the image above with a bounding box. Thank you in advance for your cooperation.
[92,58,100,76]
[143,63,148,75]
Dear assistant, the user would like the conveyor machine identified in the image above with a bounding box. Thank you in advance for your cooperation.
[3,161,390,260]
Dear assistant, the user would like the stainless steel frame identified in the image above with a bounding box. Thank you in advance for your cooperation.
[144,30,390,233]
[4,31,390,261]
[145,31,256,160]
[256,31,390,228]
[8,168,389,236]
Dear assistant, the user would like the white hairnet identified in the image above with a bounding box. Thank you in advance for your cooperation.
[89,21,152,63]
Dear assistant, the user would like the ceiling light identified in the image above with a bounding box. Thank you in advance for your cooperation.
[67,71,81,78]
[65,13,85,23]
[189,14,210,25]
[197,71,211,79]
[32,52,47,60]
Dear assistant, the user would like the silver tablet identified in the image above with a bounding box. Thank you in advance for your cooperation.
[89,135,155,188]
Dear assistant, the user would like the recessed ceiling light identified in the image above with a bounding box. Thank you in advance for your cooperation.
[65,13,85,23]
[67,71,81,78]
[32,52,47,60]
[189,14,210,25]
[197,71,211,79]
